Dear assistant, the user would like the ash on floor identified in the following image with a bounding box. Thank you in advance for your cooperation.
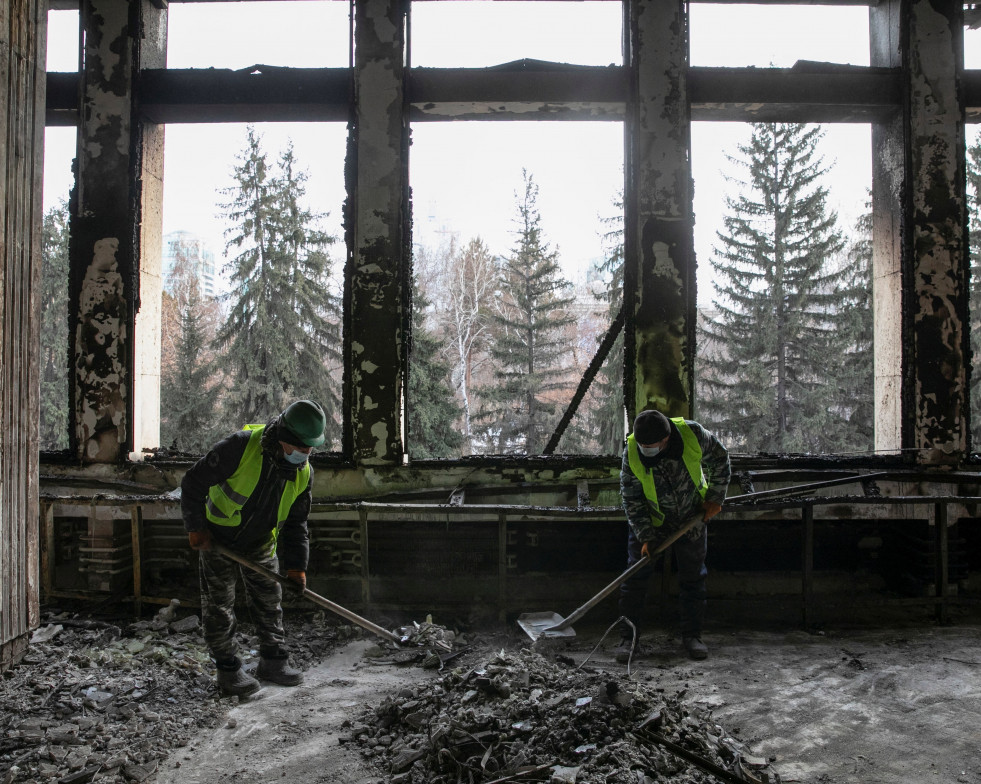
[0,602,345,784]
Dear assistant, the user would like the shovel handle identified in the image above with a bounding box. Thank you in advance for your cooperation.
[545,513,704,633]
[211,543,402,645]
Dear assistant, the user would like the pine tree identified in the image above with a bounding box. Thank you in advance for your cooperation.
[160,245,222,453]
[476,170,577,454]
[39,201,70,451]
[214,127,342,439]
[968,132,981,448]
[698,123,851,453]
[408,283,466,458]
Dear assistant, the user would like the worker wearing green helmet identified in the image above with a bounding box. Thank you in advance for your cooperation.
[181,399,328,697]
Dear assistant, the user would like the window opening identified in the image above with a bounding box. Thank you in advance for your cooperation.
[689,4,869,68]
[410,0,622,68]
[46,8,79,72]
[692,121,873,455]
[408,121,624,458]
[159,122,346,455]
[966,23,981,69]
[166,0,351,69]
[40,127,77,452]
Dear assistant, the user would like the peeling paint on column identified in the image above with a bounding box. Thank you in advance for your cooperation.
[349,0,408,465]
[76,238,127,460]
[69,0,148,463]
[906,0,968,462]
[627,0,695,419]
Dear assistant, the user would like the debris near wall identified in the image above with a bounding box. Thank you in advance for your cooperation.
[0,605,341,784]
[348,647,779,784]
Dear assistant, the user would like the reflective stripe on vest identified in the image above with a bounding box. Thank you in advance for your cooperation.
[627,417,708,527]
[206,425,311,538]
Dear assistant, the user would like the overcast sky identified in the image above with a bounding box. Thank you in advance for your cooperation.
[43,2,981,303]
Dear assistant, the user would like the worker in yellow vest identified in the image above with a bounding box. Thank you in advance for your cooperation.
[616,409,730,662]
[181,400,327,697]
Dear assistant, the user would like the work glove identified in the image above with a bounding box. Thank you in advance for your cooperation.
[286,570,307,589]
[188,530,212,551]
[641,540,656,559]
[702,501,723,521]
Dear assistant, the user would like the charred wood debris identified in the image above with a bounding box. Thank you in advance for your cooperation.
[351,629,780,784]
[2,605,779,784]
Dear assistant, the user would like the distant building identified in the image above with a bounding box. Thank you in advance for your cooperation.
[162,230,218,299]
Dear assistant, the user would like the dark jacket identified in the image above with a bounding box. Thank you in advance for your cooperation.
[620,419,730,544]
[181,419,311,571]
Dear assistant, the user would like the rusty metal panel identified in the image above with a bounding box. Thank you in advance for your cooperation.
[625,0,696,421]
[0,0,45,669]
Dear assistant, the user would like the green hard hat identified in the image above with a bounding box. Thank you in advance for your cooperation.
[280,400,327,447]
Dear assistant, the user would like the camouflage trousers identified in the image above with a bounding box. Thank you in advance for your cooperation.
[198,545,288,668]
[618,519,708,639]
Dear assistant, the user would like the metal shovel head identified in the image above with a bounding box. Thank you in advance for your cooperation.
[517,612,577,641]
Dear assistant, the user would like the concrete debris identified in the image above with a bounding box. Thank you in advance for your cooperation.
[0,604,341,784]
[347,647,779,784]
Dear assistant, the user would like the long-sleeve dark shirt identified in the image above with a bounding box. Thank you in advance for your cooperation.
[181,429,311,571]
[620,419,731,544]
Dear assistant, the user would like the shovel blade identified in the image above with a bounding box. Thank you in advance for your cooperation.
[517,612,577,642]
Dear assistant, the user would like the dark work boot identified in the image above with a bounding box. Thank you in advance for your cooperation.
[216,666,261,697]
[257,656,304,686]
[683,636,708,660]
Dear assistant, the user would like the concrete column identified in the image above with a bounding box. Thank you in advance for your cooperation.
[347,0,408,465]
[624,0,696,422]
[70,0,166,462]
[0,0,46,661]
[870,0,905,455]
[871,0,969,463]
[134,8,166,457]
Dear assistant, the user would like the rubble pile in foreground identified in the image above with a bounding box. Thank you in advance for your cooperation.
[349,647,778,784]
[0,605,340,784]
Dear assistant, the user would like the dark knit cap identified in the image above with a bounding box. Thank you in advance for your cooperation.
[633,410,672,444]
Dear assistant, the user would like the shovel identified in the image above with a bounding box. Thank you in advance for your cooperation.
[211,543,403,645]
[517,512,705,642]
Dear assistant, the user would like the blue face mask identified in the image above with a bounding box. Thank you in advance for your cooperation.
[283,447,310,465]
[638,444,662,458]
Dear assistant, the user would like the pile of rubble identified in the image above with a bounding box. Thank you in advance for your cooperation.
[348,647,779,784]
[0,603,341,784]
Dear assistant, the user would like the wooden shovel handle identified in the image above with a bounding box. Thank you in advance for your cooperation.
[545,513,704,633]
[212,543,402,645]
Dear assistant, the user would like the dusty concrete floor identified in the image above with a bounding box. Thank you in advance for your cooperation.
[152,620,981,784]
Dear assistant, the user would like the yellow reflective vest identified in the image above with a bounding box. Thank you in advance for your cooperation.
[205,425,311,549]
[626,417,708,527]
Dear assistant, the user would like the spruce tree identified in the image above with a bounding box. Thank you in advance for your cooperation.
[39,201,70,451]
[593,194,626,454]
[968,132,981,448]
[160,245,221,453]
[833,205,874,453]
[273,141,343,445]
[214,127,342,440]
[698,123,850,453]
[476,170,577,454]
[408,283,466,458]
